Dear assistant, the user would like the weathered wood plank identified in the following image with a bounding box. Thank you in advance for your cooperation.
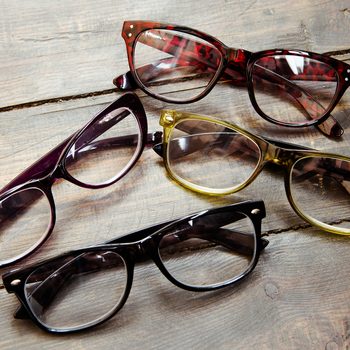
[1,229,349,350]
[1,0,350,349]
[1,0,350,108]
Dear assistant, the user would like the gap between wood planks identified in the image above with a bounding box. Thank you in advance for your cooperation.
[1,48,349,113]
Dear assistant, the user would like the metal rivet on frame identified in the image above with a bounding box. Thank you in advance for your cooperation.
[128,33,132,37]
[130,24,134,29]
[347,69,350,73]
[10,279,21,286]
[164,113,174,124]
[346,77,349,82]
[251,208,260,215]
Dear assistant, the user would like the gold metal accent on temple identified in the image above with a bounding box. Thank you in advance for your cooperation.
[164,113,174,124]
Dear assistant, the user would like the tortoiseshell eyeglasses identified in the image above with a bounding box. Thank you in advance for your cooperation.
[0,93,161,267]
[114,20,350,138]
[3,200,267,333]
[153,110,350,235]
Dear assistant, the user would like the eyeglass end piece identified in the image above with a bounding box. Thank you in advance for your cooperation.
[316,115,344,138]
[261,238,269,250]
[153,143,164,157]
[113,71,137,90]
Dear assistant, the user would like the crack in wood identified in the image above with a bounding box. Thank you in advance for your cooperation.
[323,48,350,56]
[0,88,117,113]
[263,217,350,236]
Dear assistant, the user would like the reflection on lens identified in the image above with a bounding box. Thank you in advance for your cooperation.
[65,107,141,186]
[159,211,256,287]
[134,29,222,101]
[0,188,51,265]
[25,250,127,331]
[290,156,350,234]
[252,55,338,125]
[167,119,261,193]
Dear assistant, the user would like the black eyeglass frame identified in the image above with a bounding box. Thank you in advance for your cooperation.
[2,200,267,334]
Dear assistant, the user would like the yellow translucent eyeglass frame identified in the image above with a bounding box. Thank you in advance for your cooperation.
[159,109,350,235]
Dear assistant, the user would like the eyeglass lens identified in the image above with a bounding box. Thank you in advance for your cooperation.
[167,119,261,191]
[251,55,338,125]
[0,188,52,265]
[65,107,141,186]
[290,156,350,233]
[159,210,256,287]
[133,29,222,101]
[24,250,128,331]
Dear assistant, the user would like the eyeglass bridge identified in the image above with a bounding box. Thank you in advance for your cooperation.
[264,143,299,168]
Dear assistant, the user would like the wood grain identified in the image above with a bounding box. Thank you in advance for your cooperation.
[0,0,350,349]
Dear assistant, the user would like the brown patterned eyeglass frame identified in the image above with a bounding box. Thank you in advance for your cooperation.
[114,20,350,138]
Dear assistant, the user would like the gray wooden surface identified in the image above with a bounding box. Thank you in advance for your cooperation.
[0,1,350,349]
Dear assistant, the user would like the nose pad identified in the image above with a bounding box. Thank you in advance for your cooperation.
[153,143,163,157]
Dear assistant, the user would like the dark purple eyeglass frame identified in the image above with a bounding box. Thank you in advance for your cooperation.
[114,20,350,138]
[0,92,162,267]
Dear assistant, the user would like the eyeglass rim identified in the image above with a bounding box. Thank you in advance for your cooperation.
[122,20,230,104]
[60,94,148,189]
[160,110,267,195]
[287,154,350,235]
[2,200,266,333]
[0,186,56,267]
[159,109,350,235]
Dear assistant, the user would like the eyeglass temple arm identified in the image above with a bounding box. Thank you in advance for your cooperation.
[67,131,162,158]
[108,211,268,252]
[152,129,316,161]
[291,158,350,195]
[113,31,341,138]
[153,130,350,198]
[0,137,71,196]
[179,227,267,256]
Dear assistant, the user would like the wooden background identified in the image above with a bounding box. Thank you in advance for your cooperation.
[0,0,350,349]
